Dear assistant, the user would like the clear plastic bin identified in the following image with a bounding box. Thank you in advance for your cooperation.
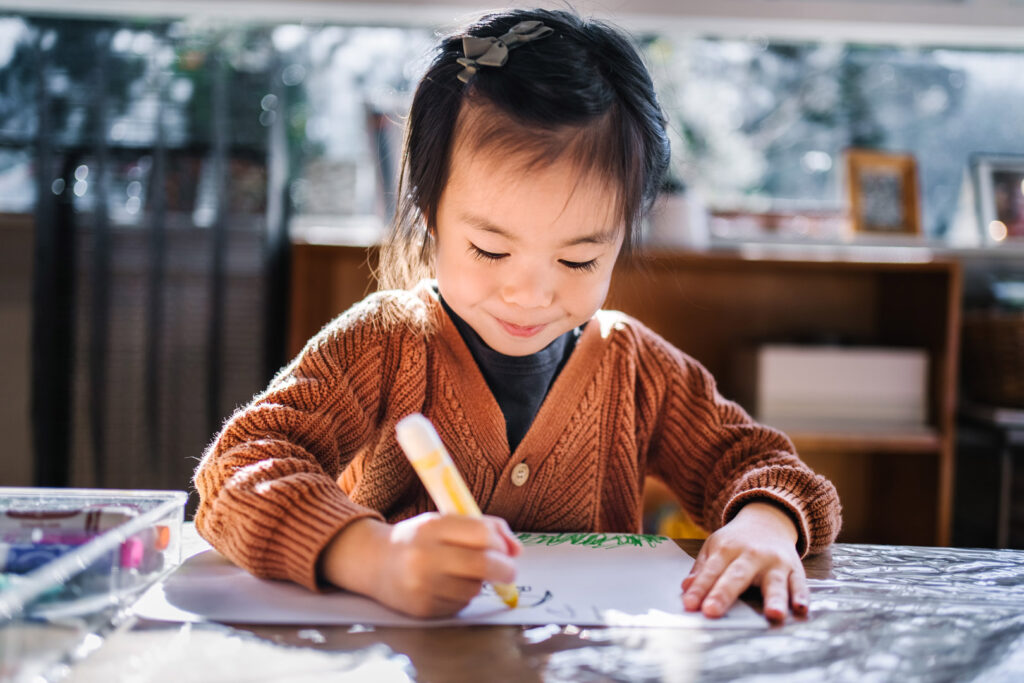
[0,488,187,682]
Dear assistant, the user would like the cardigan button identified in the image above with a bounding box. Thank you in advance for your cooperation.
[511,462,530,487]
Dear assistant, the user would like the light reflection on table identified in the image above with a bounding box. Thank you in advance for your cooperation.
[65,540,1024,682]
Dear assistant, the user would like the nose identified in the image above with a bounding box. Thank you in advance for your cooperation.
[500,261,554,309]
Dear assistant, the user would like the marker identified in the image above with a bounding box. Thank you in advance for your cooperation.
[0,506,168,573]
[395,413,519,609]
[1,507,139,536]
[0,538,147,574]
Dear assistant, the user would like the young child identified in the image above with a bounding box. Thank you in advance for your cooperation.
[194,8,841,623]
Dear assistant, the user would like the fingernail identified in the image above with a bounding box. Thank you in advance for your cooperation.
[704,598,720,614]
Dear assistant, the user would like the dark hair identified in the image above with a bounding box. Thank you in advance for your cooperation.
[378,7,670,290]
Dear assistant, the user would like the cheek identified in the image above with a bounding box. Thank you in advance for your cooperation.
[587,265,617,309]
[435,240,465,280]
[436,246,487,296]
[563,272,612,315]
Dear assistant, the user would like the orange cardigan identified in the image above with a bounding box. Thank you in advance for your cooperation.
[194,282,841,590]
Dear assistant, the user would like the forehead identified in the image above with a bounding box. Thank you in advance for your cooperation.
[445,124,623,237]
[446,145,622,238]
[443,100,625,230]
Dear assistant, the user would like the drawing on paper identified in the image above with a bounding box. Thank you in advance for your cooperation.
[516,532,667,549]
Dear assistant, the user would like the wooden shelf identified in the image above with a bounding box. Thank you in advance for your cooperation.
[767,418,943,455]
[605,251,961,546]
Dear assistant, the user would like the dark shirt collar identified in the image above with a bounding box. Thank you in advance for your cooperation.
[438,295,574,374]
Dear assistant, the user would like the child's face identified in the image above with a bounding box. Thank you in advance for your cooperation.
[434,143,624,356]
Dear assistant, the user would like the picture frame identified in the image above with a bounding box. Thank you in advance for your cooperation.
[971,153,1024,244]
[845,149,921,235]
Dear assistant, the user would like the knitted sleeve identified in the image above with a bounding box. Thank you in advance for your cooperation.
[641,330,841,556]
[193,292,424,590]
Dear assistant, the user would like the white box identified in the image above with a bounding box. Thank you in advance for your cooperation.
[743,344,929,424]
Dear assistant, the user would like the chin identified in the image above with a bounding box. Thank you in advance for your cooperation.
[487,333,554,357]
[507,343,549,356]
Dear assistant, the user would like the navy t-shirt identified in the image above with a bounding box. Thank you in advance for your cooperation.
[439,295,580,452]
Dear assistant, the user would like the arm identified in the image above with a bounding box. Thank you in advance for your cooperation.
[195,299,522,616]
[644,338,841,621]
[193,314,390,591]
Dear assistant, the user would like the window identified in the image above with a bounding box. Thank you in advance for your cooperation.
[644,36,1024,239]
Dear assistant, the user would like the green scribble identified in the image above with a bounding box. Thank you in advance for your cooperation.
[516,532,667,549]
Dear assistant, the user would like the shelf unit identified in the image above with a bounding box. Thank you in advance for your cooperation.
[288,243,962,546]
[607,250,962,546]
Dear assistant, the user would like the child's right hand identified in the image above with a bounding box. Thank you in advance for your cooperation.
[318,513,521,618]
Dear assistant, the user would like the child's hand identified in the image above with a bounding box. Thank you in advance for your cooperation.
[681,501,808,624]
[319,513,521,618]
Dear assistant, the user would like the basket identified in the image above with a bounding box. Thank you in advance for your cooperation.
[962,310,1024,408]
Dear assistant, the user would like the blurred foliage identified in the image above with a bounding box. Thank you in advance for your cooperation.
[1,14,1022,236]
[645,36,1024,235]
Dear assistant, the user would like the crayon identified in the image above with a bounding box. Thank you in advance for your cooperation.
[395,413,519,609]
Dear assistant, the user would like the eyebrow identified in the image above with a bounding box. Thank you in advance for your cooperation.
[460,212,618,247]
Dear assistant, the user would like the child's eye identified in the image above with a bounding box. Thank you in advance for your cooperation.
[469,244,508,262]
[559,258,599,273]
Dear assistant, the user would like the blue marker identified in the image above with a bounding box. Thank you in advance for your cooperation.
[0,543,82,574]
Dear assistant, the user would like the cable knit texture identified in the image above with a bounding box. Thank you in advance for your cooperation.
[194,282,842,591]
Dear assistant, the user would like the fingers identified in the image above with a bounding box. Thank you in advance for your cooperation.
[682,539,807,623]
[398,587,475,619]
[422,514,518,556]
[789,566,810,617]
[682,546,708,592]
[437,544,517,585]
[682,549,729,612]
[380,513,522,619]
[431,574,486,605]
[760,569,790,624]
[700,556,760,618]
[488,516,523,557]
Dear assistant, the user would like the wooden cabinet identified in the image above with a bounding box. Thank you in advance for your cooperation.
[289,243,962,546]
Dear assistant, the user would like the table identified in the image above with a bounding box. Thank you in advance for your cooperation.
[57,527,1024,683]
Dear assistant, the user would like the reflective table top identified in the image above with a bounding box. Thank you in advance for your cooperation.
[64,536,1024,682]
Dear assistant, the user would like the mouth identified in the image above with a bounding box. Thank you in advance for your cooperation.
[496,317,547,338]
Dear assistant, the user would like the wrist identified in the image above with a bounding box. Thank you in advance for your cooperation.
[317,517,388,595]
[734,500,799,545]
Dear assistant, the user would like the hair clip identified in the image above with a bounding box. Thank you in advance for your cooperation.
[456,20,554,84]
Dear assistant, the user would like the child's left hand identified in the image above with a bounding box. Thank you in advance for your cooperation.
[681,501,808,624]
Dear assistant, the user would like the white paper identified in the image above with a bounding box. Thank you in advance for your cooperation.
[133,531,765,628]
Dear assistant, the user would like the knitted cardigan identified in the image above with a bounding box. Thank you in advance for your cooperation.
[194,283,841,591]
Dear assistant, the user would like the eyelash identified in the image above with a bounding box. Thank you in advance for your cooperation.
[561,258,599,273]
[469,244,506,262]
[468,244,599,273]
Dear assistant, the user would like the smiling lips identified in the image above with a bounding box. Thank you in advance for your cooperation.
[497,317,547,338]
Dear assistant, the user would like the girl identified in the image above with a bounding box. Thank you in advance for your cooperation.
[194,8,840,623]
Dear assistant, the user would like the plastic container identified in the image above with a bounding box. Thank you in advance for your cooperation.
[0,488,187,682]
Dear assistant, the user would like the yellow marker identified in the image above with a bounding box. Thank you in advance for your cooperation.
[395,413,519,608]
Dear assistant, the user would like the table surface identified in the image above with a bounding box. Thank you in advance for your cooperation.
[63,532,1024,683]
